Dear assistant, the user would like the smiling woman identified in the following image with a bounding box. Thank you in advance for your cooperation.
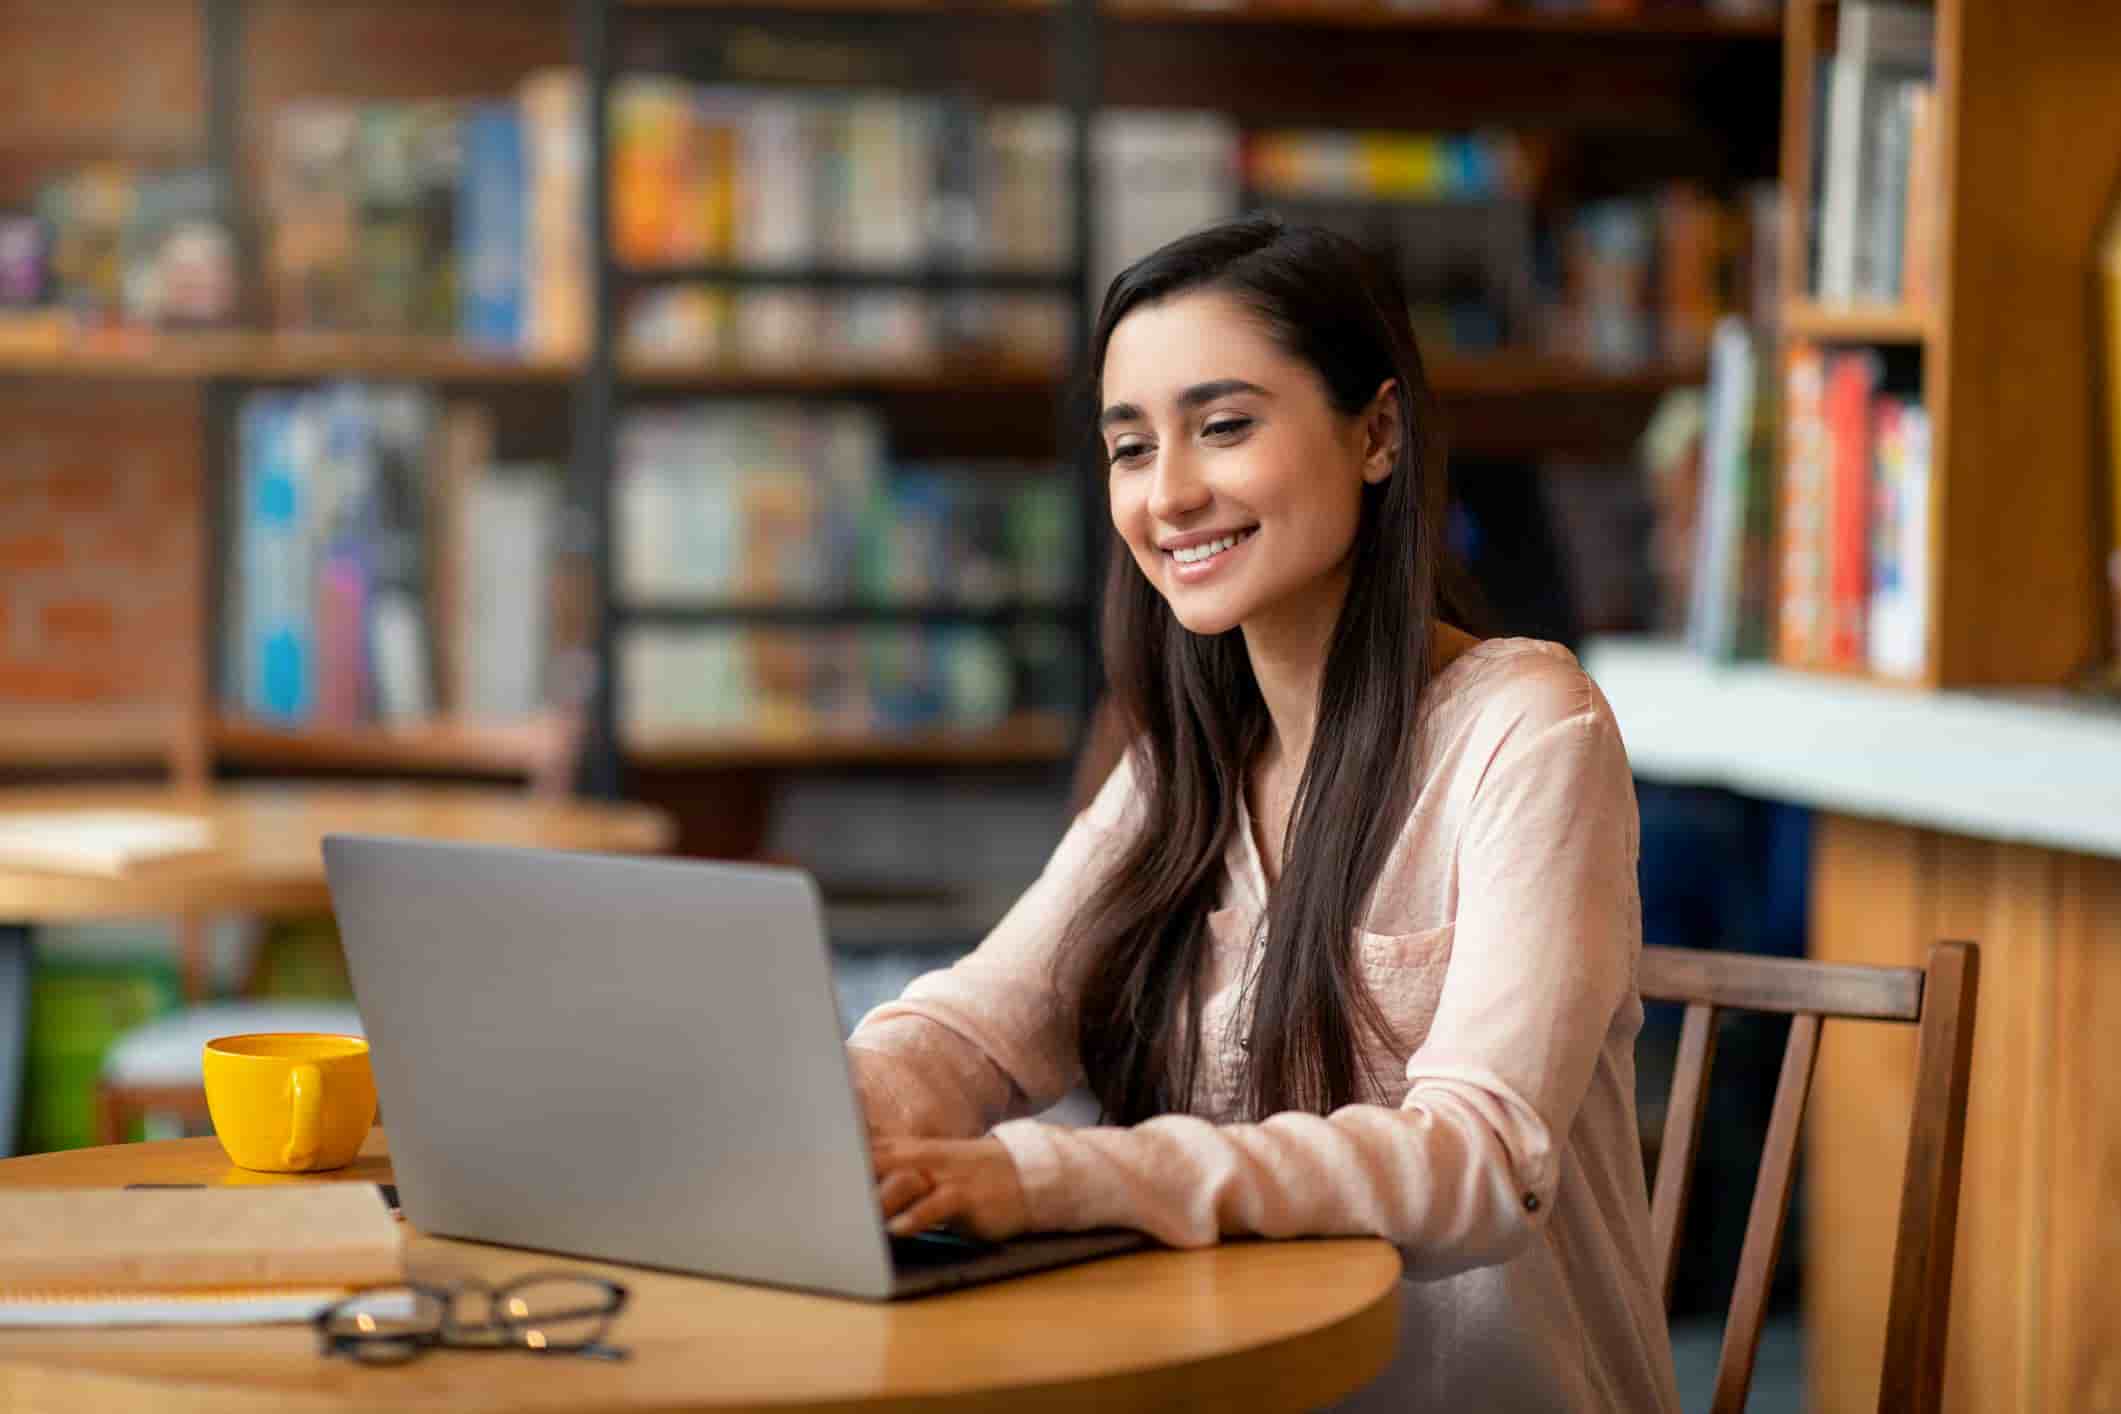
[845,217,1680,1413]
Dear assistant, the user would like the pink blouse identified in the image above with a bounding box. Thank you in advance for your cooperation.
[847,638,1681,1412]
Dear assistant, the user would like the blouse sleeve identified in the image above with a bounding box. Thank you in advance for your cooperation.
[844,755,1140,1140]
[988,680,1640,1278]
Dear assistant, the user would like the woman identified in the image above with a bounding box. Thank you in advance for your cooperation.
[847,216,1680,1411]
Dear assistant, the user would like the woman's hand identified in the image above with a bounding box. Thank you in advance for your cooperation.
[847,1047,918,1143]
[871,1136,1032,1242]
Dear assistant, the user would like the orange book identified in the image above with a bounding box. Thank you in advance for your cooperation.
[1777,343,1831,666]
[1824,350,1881,668]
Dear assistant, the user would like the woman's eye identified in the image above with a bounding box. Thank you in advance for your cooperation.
[1108,442,1150,467]
[1202,417,1252,440]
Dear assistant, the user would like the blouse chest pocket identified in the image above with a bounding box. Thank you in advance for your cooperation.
[1352,922,1457,1091]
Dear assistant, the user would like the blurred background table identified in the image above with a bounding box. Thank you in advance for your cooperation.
[0,1131,1403,1414]
[0,783,674,1158]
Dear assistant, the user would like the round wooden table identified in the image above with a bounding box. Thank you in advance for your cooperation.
[0,1133,1403,1413]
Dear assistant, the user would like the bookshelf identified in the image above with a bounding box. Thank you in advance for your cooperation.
[1776,0,2121,690]
[2,0,1786,790]
[1758,4,2121,1412]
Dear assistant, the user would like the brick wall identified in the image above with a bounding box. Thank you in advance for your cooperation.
[0,383,201,704]
[2,1,571,713]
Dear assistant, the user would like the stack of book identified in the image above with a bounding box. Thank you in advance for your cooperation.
[1240,127,1536,353]
[1682,317,1779,662]
[269,82,584,352]
[1776,342,1931,678]
[227,385,585,727]
[1811,0,1938,307]
[619,404,1077,612]
[623,621,1076,743]
[1558,183,1778,370]
[3,165,237,330]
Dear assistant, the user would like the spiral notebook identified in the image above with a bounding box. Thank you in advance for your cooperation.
[0,1185,405,1327]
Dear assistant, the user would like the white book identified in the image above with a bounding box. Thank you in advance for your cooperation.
[0,811,214,876]
[460,466,557,719]
[1818,1,1935,301]
[0,1285,404,1329]
[1688,318,1757,660]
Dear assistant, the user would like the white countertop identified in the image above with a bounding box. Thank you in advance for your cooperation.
[1580,636,2121,859]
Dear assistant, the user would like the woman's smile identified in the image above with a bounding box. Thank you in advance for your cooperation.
[1162,526,1260,581]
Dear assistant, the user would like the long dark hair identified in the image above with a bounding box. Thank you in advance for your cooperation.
[1068,215,1479,1124]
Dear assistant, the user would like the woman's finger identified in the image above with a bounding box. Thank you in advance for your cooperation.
[886,1185,963,1237]
[875,1168,930,1219]
[868,1138,938,1178]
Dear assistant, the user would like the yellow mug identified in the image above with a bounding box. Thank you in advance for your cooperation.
[202,1033,376,1173]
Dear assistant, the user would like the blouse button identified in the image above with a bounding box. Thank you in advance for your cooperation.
[1523,1193,1541,1213]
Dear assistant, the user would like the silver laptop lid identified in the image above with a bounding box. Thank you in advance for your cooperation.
[322,834,897,1300]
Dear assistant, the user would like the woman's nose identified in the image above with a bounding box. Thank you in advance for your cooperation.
[1147,448,1211,522]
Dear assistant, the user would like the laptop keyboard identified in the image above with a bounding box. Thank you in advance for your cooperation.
[889,1228,1003,1269]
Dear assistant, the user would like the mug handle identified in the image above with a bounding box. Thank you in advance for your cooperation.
[283,1063,323,1170]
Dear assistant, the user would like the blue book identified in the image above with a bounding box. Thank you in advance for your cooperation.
[239,392,316,723]
[458,104,526,347]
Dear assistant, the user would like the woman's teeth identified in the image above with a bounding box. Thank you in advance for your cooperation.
[1170,529,1255,565]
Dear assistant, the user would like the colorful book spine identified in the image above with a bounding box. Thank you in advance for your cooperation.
[238,393,316,723]
[458,103,526,347]
[1824,350,1881,667]
[1868,397,1932,679]
[2103,209,2121,665]
[1777,343,1831,667]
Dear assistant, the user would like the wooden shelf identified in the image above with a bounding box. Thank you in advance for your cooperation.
[0,327,1719,402]
[626,712,1075,768]
[1427,350,1708,397]
[1100,0,1780,37]
[0,329,1067,393]
[626,0,1780,37]
[624,350,1064,393]
[1781,300,1932,345]
[0,705,186,770]
[210,714,573,776]
[0,329,578,384]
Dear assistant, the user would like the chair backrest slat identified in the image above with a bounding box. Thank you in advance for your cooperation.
[1640,944,1922,1022]
[1879,942,1980,1413]
[1709,1012,1821,1414]
[1649,1002,1718,1309]
[1638,940,1978,1414]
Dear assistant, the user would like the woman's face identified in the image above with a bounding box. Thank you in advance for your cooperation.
[1099,290,1397,639]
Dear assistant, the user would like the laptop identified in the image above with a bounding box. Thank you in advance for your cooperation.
[321,834,1147,1300]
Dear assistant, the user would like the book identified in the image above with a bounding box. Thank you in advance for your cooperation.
[1817,1,1935,302]
[268,104,361,330]
[1687,317,1757,660]
[2101,198,2121,669]
[0,811,214,876]
[1867,397,1932,679]
[458,103,527,347]
[1777,342,1831,667]
[520,69,589,358]
[461,463,559,719]
[0,1186,401,1327]
[1824,349,1882,667]
[236,392,317,723]
[1900,83,1939,310]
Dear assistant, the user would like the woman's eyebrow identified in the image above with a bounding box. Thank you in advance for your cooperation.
[1099,379,1271,430]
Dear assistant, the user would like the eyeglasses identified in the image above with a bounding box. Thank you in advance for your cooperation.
[314,1272,630,1364]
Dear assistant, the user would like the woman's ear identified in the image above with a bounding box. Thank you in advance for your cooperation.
[1361,380,1401,485]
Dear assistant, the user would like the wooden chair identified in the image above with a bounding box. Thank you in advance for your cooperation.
[1641,941,1979,1414]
